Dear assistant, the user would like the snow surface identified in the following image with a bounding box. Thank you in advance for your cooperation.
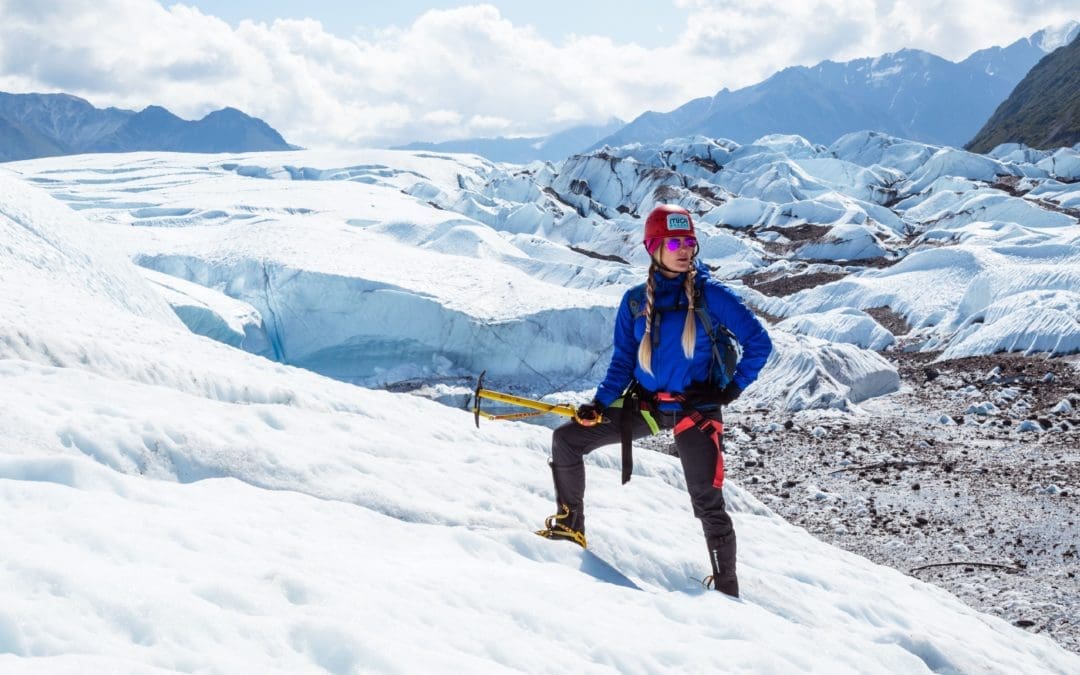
[778,307,896,351]
[3,160,1079,673]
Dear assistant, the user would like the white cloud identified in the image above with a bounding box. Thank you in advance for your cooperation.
[675,0,1080,65]
[422,109,464,126]
[0,0,1075,148]
[551,102,586,122]
[466,114,512,132]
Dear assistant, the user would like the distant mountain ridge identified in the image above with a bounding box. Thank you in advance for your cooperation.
[0,92,293,162]
[590,21,1080,151]
[967,32,1080,153]
[392,118,625,164]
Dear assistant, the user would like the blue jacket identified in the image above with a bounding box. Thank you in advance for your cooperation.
[594,263,773,407]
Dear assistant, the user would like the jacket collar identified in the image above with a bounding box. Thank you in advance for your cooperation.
[651,260,711,290]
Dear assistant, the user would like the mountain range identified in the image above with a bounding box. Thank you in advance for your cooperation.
[590,22,1079,152]
[394,22,1078,163]
[967,27,1080,152]
[0,92,293,162]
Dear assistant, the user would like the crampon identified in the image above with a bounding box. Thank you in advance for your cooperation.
[535,505,587,548]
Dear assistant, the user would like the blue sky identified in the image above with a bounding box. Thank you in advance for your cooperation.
[156,1,690,47]
[2,1,1077,148]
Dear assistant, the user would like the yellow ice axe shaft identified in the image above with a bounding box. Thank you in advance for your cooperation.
[473,371,599,428]
[477,388,578,417]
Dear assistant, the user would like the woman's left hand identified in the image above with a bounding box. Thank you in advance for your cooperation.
[717,383,743,406]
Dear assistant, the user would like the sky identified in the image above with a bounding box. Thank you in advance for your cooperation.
[158,0,691,47]
[0,0,1078,149]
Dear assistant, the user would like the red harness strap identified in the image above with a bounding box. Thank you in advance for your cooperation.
[659,393,726,489]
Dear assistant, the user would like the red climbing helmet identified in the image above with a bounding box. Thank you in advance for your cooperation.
[644,204,695,253]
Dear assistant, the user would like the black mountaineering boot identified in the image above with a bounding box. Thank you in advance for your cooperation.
[704,532,739,597]
[537,461,587,547]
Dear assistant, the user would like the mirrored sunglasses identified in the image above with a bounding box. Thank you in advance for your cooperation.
[664,237,697,251]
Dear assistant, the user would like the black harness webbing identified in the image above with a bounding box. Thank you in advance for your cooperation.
[619,389,639,484]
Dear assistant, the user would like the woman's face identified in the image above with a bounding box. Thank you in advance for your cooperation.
[657,236,696,275]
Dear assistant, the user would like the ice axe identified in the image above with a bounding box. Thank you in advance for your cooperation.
[472,371,601,428]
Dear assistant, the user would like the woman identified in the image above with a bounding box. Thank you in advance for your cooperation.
[537,203,773,596]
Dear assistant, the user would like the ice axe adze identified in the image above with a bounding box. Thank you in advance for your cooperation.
[472,371,601,428]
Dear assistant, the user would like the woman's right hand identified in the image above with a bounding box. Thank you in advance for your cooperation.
[575,400,603,426]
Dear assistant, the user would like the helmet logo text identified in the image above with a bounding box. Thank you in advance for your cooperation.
[666,214,691,230]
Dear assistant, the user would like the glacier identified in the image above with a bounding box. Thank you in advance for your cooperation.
[9,129,1080,411]
[2,143,1078,673]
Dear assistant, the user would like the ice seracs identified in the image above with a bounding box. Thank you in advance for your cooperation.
[141,267,275,357]
[778,308,896,351]
[7,124,1080,405]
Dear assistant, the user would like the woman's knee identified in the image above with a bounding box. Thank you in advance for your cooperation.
[551,422,587,464]
[687,481,728,514]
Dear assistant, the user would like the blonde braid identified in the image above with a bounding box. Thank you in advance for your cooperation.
[636,264,658,375]
[681,266,698,359]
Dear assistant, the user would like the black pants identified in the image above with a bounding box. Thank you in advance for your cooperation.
[550,405,734,540]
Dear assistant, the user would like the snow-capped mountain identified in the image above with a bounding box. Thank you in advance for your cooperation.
[592,22,1080,150]
[961,21,1080,82]
[0,93,131,159]
[3,137,1079,671]
[0,92,293,161]
[393,118,626,164]
[968,30,1080,153]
